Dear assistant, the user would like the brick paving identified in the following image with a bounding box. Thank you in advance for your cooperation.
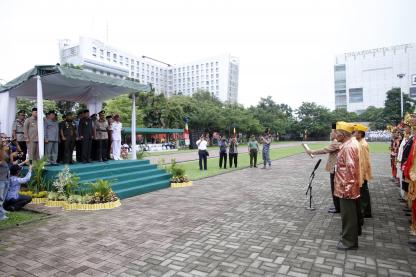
[1,153,416,276]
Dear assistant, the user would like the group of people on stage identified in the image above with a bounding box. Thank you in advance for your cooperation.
[195,129,272,171]
[305,122,372,250]
[8,108,123,165]
[389,113,416,251]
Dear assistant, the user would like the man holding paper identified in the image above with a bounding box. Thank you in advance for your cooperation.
[304,123,341,213]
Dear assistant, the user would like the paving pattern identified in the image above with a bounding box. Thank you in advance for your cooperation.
[0,153,415,277]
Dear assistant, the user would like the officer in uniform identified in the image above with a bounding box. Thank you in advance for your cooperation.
[60,112,77,164]
[90,114,98,161]
[75,111,83,162]
[106,115,113,160]
[57,114,66,163]
[23,108,39,162]
[12,110,27,158]
[96,111,109,162]
[44,111,59,165]
[78,109,95,163]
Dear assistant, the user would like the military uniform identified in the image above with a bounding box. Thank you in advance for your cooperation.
[60,120,77,164]
[78,117,95,163]
[12,118,27,158]
[23,116,39,161]
[44,119,59,164]
[96,119,109,161]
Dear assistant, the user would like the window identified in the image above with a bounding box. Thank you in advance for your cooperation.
[92,47,97,54]
[334,64,346,71]
[349,88,363,103]
[100,49,104,56]
[410,87,416,98]
[216,74,219,78]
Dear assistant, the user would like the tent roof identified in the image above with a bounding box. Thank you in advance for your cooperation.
[0,65,150,103]
[123,127,184,134]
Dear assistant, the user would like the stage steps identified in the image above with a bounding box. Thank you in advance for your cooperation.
[44,160,171,199]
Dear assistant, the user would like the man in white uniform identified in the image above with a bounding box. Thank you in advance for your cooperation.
[111,114,122,160]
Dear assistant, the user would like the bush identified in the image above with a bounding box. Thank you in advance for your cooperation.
[168,159,189,183]
[88,179,118,203]
[28,157,48,193]
[52,166,79,197]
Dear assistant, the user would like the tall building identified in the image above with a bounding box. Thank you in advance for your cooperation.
[334,43,416,113]
[59,37,239,103]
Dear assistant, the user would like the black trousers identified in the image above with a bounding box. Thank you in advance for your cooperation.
[330,173,341,212]
[340,198,359,248]
[91,139,98,161]
[17,141,27,158]
[229,153,238,168]
[97,139,108,161]
[250,149,258,167]
[219,152,227,169]
[81,138,92,162]
[57,141,64,163]
[76,140,82,162]
[198,150,207,170]
[63,139,75,164]
[4,195,32,211]
[360,181,372,217]
[356,197,363,235]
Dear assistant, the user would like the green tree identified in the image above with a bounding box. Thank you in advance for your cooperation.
[296,102,332,138]
[359,106,385,129]
[103,94,143,127]
[383,88,415,124]
[137,91,168,128]
[16,98,58,116]
[331,108,358,123]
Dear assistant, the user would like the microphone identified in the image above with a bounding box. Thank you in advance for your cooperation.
[313,159,322,172]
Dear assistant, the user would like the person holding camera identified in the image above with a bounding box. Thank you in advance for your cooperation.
[0,144,9,220]
[229,137,238,168]
[196,135,208,171]
[248,135,259,168]
[261,129,272,169]
[218,137,228,169]
[4,164,32,211]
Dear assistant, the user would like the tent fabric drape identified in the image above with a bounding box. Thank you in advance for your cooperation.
[0,91,16,135]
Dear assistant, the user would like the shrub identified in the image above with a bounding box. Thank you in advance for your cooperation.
[28,157,47,193]
[168,159,189,183]
[52,166,79,196]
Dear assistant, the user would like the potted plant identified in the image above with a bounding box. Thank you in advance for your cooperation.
[45,166,79,207]
[23,157,49,204]
[169,159,192,188]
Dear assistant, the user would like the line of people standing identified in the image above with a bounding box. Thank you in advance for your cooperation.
[195,130,273,171]
[11,108,123,165]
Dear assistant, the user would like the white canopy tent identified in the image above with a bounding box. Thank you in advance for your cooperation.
[0,65,150,160]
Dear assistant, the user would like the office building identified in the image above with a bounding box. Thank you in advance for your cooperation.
[59,37,239,103]
[334,43,416,112]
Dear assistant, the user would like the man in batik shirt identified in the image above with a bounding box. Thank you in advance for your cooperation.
[334,122,361,250]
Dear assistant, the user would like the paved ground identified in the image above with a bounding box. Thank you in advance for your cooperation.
[1,153,415,277]
[145,142,322,164]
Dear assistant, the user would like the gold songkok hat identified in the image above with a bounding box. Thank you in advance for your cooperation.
[404,113,416,127]
[353,124,368,132]
[336,121,354,133]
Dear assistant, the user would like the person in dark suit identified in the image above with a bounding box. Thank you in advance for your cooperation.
[78,110,96,163]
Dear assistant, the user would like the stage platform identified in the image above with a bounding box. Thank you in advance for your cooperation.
[44,160,171,199]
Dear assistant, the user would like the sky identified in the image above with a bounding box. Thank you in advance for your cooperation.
[0,0,415,109]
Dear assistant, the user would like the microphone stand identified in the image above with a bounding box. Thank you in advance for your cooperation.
[305,159,321,210]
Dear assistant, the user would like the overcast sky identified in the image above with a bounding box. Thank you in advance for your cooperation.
[1,0,415,109]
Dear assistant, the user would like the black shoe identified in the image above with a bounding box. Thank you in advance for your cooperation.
[403,209,411,212]
[410,244,416,252]
[408,240,416,245]
[336,241,358,250]
[364,214,372,218]
[405,213,412,217]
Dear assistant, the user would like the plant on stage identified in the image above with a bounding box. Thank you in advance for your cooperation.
[47,191,67,201]
[168,159,189,183]
[157,158,166,169]
[89,179,118,203]
[51,166,79,199]
[28,157,48,193]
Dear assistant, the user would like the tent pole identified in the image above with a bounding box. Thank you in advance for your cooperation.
[131,93,137,160]
[36,76,45,159]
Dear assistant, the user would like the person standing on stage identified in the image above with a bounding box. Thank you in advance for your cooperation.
[111,114,122,160]
[57,114,66,163]
[78,109,95,163]
[106,115,113,160]
[60,112,77,164]
[305,123,341,213]
[12,110,27,158]
[334,122,360,250]
[44,111,59,165]
[96,111,109,162]
[218,137,228,169]
[75,111,83,162]
[354,124,373,219]
[248,135,259,168]
[23,108,39,163]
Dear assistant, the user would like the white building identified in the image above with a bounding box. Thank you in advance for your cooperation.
[59,37,239,103]
[334,43,416,113]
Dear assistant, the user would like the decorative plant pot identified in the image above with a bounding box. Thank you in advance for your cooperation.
[45,200,67,207]
[64,199,121,211]
[171,181,193,188]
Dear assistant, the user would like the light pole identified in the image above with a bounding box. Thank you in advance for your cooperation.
[397,73,405,118]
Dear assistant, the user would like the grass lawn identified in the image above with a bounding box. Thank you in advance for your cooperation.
[0,210,46,230]
[175,143,327,181]
[368,142,390,154]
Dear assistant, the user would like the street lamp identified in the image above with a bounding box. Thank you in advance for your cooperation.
[397,73,405,118]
